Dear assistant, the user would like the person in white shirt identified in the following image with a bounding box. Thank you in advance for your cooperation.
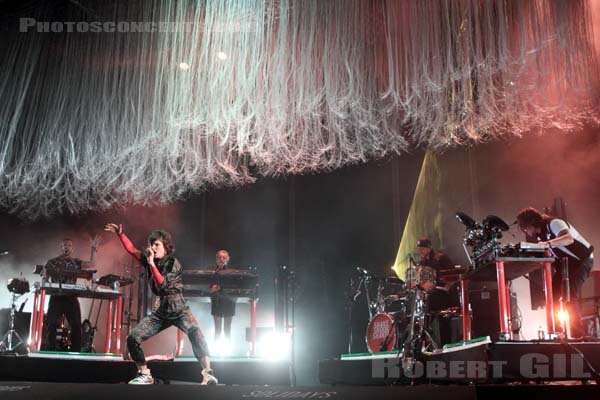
[516,207,594,338]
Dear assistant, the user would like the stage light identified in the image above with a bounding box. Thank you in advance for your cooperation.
[257,331,291,360]
[212,337,233,358]
[216,52,228,60]
[178,62,190,70]
[557,309,570,325]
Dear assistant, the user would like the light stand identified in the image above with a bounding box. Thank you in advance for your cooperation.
[559,257,571,339]
[274,265,297,386]
[288,269,297,387]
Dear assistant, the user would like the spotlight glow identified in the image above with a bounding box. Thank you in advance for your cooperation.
[257,331,291,360]
[216,52,228,60]
[557,309,570,324]
[212,337,233,358]
[178,62,190,70]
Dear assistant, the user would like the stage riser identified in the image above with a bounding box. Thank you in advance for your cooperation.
[0,357,133,383]
[147,360,291,385]
[486,343,600,382]
[428,342,600,383]
[319,342,600,384]
[0,356,290,385]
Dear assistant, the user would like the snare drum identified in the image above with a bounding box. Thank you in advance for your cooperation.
[405,265,437,290]
[383,295,408,314]
[366,313,396,353]
[380,276,405,297]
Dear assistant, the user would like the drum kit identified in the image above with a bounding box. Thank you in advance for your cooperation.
[355,262,461,366]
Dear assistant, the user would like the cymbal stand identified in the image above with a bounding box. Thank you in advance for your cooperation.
[0,292,27,354]
[400,287,438,377]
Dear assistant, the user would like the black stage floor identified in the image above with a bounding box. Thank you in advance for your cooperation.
[0,382,599,400]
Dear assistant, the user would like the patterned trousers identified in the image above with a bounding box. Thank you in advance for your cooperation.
[127,307,209,367]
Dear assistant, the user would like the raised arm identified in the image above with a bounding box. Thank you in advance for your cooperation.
[104,223,142,261]
[81,234,103,269]
[89,234,102,261]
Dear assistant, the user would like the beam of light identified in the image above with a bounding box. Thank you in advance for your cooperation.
[211,336,233,358]
[257,331,291,361]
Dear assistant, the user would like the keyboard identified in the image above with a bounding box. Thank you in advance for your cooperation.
[36,282,121,299]
[182,268,259,299]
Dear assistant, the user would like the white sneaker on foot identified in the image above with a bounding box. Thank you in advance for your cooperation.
[201,368,218,385]
[128,371,154,385]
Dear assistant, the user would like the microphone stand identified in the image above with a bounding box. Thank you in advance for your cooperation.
[347,274,365,354]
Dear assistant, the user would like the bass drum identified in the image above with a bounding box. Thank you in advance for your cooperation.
[366,313,396,353]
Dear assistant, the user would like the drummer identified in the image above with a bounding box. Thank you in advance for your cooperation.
[414,237,458,310]
[415,237,453,287]
[416,237,457,346]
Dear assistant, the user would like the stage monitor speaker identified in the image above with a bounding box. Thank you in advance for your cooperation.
[470,287,500,341]
[469,286,519,341]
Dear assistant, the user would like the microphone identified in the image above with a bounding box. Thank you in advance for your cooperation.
[356,267,369,275]
[408,255,416,266]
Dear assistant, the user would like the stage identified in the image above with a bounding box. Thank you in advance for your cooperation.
[0,344,598,399]
[0,382,599,400]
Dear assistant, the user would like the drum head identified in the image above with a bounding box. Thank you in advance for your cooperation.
[384,295,408,314]
[366,313,396,353]
[381,276,405,297]
[405,265,437,286]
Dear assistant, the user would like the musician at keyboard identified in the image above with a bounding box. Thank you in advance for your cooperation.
[211,250,237,342]
[517,207,594,338]
[43,235,101,352]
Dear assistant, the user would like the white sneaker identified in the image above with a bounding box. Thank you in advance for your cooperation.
[201,368,218,385]
[128,371,154,385]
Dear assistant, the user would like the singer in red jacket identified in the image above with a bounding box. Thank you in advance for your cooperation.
[105,223,217,385]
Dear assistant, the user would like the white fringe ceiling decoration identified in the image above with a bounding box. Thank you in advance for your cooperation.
[0,0,598,218]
